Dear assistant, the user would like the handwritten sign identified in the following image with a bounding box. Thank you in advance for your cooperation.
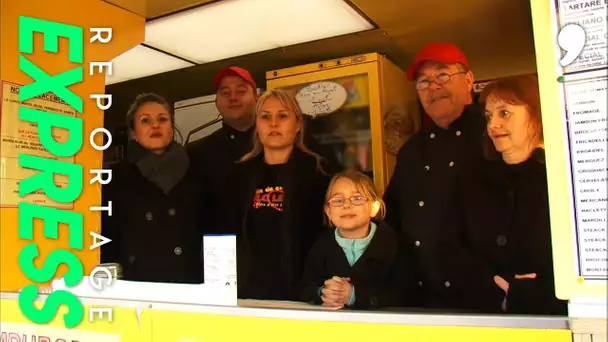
[296,81,348,117]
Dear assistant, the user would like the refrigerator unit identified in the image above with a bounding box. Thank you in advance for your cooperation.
[266,53,421,195]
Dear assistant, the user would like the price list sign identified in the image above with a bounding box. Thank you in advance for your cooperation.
[564,74,608,280]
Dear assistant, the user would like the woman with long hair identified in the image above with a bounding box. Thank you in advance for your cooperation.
[225,88,332,301]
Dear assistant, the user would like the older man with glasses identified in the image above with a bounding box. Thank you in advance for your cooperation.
[384,42,487,311]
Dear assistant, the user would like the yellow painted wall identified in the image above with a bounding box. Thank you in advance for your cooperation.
[149,310,571,342]
[530,0,607,300]
[0,0,145,291]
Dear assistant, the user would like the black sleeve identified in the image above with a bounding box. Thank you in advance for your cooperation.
[350,237,417,309]
[383,148,407,233]
[439,174,504,313]
[187,155,215,236]
[399,239,423,307]
[313,174,331,233]
[299,237,327,304]
[100,175,120,264]
[187,144,217,235]
[506,277,562,314]
[506,219,566,315]
[302,172,331,252]
[219,164,247,236]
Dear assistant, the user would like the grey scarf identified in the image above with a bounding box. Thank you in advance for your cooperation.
[127,140,190,194]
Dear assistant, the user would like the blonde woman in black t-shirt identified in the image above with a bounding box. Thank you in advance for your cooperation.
[222,89,332,301]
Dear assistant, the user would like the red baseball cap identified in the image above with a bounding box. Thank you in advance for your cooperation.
[407,43,469,80]
[213,66,257,92]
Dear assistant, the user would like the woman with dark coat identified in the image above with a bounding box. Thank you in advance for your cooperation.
[225,89,332,301]
[442,75,567,315]
[100,93,206,284]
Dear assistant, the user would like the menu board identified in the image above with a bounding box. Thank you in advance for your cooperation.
[563,73,608,281]
[556,0,607,73]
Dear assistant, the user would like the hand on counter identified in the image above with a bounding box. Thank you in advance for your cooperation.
[321,276,353,308]
[493,273,537,312]
[494,273,538,292]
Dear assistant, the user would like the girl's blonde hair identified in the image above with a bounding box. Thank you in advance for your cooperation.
[325,169,386,220]
[238,88,324,171]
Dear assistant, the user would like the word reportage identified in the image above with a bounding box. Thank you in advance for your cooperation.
[17,17,117,329]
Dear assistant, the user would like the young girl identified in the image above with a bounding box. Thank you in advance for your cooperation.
[300,170,414,309]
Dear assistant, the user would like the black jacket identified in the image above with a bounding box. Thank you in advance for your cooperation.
[300,221,417,309]
[224,147,331,300]
[441,150,568,315]
[100,159,206,284]
[187,124,254,234]
[383,103,487,308]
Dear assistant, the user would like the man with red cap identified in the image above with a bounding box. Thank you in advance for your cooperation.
[384,43,486,310]
[188,66,259,233]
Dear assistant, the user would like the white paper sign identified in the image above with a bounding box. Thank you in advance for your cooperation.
[557,0,607,73]
[296,81,348,117]
[0,322,120,342]
[564,74,608,280]
[203,234,237,286]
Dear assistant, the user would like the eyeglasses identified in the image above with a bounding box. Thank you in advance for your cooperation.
[327,196,368,207]
[415,71,466,90]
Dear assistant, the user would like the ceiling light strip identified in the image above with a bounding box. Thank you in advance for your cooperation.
[142,0,374,64]
[105,45,195,85]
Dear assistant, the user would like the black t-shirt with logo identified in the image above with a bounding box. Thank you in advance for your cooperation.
[246,163,287,299]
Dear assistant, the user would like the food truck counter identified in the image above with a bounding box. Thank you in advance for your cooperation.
[0,291,571,342]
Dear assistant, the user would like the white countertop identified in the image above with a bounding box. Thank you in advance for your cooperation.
[0,291,569,330]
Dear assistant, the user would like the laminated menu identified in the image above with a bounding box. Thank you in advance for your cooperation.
[563,73,608,281]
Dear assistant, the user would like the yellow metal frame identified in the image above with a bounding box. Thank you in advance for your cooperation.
[266,54,389,194]
[530,0,607,300]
